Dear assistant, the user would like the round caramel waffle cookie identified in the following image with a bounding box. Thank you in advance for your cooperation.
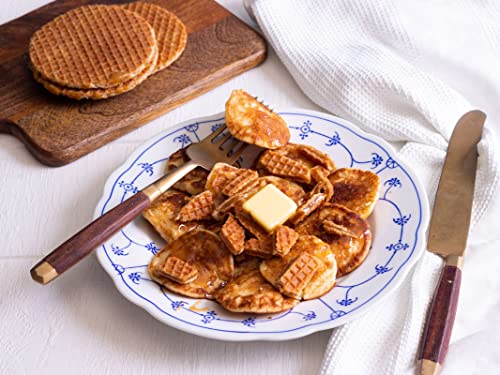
[31,44,158,100]
[29,5,157,89]
[123,1,187,73]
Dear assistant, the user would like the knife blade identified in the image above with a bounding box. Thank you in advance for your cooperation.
[427,110,485,258]
[419,110,485,375]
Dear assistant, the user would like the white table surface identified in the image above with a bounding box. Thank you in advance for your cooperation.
[1,1,499,375]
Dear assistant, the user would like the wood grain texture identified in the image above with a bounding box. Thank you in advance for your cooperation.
[419,264,462,364]
[0,0,266,166]
[31,191,151,280]
[3,1,500,374]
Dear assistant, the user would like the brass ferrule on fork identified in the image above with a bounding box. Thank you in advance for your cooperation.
[142,160,198,201]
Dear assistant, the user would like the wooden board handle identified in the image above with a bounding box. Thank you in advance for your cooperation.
[30,191,151,284]
[419,264,462,374]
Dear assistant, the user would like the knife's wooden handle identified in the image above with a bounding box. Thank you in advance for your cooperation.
[30,191,151,284]
[419,263,462,375]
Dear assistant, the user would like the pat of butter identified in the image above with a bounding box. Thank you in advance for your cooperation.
[242,184,297,232]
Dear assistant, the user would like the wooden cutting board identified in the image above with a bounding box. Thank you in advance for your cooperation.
[0,0,266,166]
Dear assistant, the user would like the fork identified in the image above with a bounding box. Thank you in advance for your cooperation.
[30,125,252,285]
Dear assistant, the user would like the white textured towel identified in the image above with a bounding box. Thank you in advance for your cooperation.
[247,1,500,374]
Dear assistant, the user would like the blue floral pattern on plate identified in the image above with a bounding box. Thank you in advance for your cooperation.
[94,110,429,341]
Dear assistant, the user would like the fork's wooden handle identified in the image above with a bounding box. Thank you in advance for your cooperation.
[419,261,462,375]
[30,191,151,284]
[30,160,199,285]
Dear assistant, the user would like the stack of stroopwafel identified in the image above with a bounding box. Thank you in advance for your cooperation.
[29,2,187,100]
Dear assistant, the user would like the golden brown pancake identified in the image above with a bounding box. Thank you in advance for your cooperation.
[260,176,306,205]
[166,148,208,195]
[220,214,245,255]
[274,143,335,171]
[260,235,337,300]
[296,204,371,277]
[258,149,312,183]
[225,89,290,149]
[273,225,299,257]
[205,163,242,194]
[329,168,380,219]
[142,190,205,242]
[178,190,214,222]
[214,258,298,313]
[149,229,233,299]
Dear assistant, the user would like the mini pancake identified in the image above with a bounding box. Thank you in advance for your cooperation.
[142,190,204,242]
[260,176,306,205]
[273,143,335,172]
[257,149,311,183]
[329,168,380,219]
[259,235,337,300]
[214,258,298,313]
[205,162,242,194]
[166,148,208,195]
[178,191,214,222]
[273,225,299,257]
[225,89,290,149]
[220,214,245,255]
[222,169,259,196]
[149,229,234,299]
[295,204,371,277]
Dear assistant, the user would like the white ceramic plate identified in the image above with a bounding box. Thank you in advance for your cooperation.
[95,109,429,341]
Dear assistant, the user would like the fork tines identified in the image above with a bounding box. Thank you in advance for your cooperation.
[209,124,248,163]
[254,96,274,112]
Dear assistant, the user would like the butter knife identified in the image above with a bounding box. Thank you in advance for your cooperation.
[418,110,485,375]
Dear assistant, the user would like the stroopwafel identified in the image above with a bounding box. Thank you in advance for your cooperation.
[29,5,157,89]
[31,43,158,100]
[123,1,187,73]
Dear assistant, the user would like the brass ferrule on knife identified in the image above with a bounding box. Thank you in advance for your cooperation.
[445,255,464,270]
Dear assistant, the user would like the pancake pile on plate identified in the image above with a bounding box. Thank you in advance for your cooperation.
[29,3,187,100]
[145,89,381,314]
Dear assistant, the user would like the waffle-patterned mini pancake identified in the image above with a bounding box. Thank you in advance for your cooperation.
[222,169,259,196]
[229,209,273,259]
[258,150,311,183]
[214,258,299,313]
[296,204,371,277]
[220,214,245,255]
[161,256,198,284]
[142,190,203,242]
[329,168,380,219]
[149,229,233,298]
[225,89,290,149]
[289,193,327,225]
[310,166,334,201]
[205,163,242,194]
[260,235,337,300]
[211,194,246,221]
[260,176,306,205]
[273,225,299,257]
[178,190,214,222]
[244,237,273,259]
[273,143,335,172]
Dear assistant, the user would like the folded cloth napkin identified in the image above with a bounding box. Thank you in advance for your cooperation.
[247,0,500,373]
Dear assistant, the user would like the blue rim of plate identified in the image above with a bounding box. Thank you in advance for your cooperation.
[94,109,429,341]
